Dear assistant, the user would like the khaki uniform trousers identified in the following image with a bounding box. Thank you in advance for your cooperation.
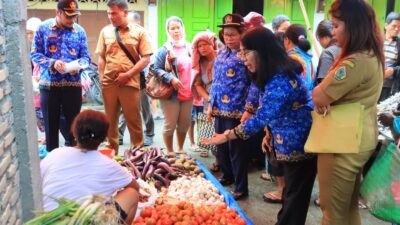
[318,150,374,225]
[102,84,143,152]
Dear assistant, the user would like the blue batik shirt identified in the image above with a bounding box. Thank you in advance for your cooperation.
[31,18,90,90]
[209,47,259,119]
[235,72,315,161]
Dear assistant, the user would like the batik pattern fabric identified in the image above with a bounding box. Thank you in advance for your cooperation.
[31,18,90,89]
[288,47,315,91]
[235,72,315,162]
[209,47,258,119]
[245,83,261,114]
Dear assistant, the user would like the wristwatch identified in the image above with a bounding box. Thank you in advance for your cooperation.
[223,129,231,141]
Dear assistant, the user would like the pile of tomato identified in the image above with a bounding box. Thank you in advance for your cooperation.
[133,202,247,225]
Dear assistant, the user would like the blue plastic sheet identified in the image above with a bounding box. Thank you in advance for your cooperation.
[196,160,254,225]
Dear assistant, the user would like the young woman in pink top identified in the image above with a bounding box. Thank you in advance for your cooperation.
[153,16,193,152]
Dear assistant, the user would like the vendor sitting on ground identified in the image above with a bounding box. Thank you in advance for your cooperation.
[379,111,400,141]
[40,109,139,224]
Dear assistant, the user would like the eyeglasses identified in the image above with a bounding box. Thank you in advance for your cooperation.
[240,48,255,58]
[223,33,239,39]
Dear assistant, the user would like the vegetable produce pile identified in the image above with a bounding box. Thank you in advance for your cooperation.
[25,195,120,225]
[121,147,203,190]
[162,176,224,206]
[133,202,247,225]
[166,153,203,177]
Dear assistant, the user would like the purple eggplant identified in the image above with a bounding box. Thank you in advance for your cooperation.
[125,160,141,179]
[123,149,133,160]
[130,151,145,162]
[145,164,155,180]
[156,162,175,174]
[153,173,169,187]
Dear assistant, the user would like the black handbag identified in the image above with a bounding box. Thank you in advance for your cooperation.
[115,28,146,89]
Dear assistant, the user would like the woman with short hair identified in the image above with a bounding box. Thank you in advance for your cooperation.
[315,19,340,84]
[41,110,139,224]
[207,13,259,200]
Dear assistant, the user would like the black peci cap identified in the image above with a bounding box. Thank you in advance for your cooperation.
[57,0,81,16]
[218,13,244,28]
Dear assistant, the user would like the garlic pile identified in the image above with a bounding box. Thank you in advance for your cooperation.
[165,176,224,205]
[378,92,400,114]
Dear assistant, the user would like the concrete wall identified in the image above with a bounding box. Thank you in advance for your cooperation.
[0,0,42,223]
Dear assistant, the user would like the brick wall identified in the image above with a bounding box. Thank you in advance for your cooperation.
[0,0,42,224]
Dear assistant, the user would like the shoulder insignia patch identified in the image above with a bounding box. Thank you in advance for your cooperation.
[342,60,355,68]
[335,66,346,81]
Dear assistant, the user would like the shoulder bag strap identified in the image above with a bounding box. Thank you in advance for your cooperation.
[115,27,139,64]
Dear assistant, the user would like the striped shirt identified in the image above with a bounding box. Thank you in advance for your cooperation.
[384,39,398,67]
[384,39,398,87]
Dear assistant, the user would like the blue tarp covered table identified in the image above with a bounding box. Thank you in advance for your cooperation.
[196,160,254,225]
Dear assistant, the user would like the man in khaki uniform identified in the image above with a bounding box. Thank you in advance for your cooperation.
[96,0,152,153]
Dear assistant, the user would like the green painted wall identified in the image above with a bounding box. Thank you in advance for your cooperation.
[214,0,233,34]
[368,0,387,29]
[158,0,232,47]
[325,0,387,29]
[396,0,400,12]
[263,0,316,29]
[158,0,389,47]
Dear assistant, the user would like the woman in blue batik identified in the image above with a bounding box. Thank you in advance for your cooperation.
[203,27,317,225]
[206,14,259,200]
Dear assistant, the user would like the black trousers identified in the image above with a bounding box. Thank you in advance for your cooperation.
[215,117,249,193]
[268,159,284,177]
[40,87,82,152]
[276,157,317,225]
[379,86,391,102]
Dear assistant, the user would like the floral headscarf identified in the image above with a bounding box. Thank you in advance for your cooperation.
[191,31,218,73]
[190,31,218,100]
[244,12,266,29]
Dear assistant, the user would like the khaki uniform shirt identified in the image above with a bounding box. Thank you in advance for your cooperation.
[96,23,153,89]
[319,51,383,152]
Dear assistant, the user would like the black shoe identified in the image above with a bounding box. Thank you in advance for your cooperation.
[218,178,234,186]
[232,191,249,200]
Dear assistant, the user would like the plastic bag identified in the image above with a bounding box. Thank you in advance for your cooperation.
[360,142,400,223]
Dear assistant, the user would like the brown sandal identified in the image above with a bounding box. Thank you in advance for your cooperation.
[260,172,275,182]
[200,149,209,157]
[263,191,282,204]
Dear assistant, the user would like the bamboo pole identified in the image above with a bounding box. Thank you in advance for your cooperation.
[298,0,321,58]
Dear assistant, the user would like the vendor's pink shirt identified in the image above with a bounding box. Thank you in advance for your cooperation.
[174,45,193,101]
[193,97,203,106]
[34,96,40,109]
